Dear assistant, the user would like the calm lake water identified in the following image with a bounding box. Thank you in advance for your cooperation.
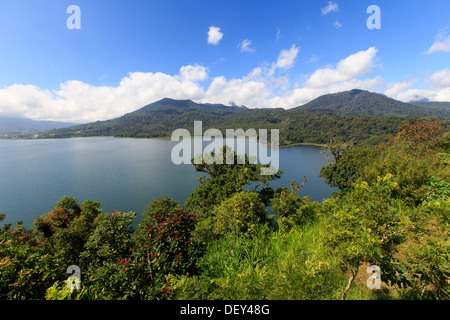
[0,137,336,228]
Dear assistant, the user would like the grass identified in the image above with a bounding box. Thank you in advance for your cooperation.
[171,221,350,300]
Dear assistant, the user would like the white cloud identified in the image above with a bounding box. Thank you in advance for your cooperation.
[199,44,299,108]
[274,44,300,70]
[429,68,450,88]
[204,46,382,109]
[424,28,450,54]
[321,2,339,15]
[305,47,378,88]
[0,84,56,118]
[384,69,450,102]
[384,78,418,99]
[267,77,384,108]
[178,64,208,82]
[203,76,271,108]
[2,46,449,124]
[239,39,255,53]
[0,47,379,122]
[386,87,450,103]
[1,45,300,122]
[0,66,208,123]
[207,26,223,45]
[334,20,343,29]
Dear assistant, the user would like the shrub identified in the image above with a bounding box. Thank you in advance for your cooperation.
[212,191,268,237]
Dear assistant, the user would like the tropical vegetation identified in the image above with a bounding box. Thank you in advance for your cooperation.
[0,119,449,300]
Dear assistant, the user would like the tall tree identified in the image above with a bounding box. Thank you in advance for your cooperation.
[185,146,281,242]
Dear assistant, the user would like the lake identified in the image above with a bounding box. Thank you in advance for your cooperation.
[0,137,336,228]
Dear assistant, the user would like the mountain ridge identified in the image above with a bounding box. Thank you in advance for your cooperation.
[291,89,449,118]
[0,116,78,135]
[40,90,450,146]
[126,97,245,117]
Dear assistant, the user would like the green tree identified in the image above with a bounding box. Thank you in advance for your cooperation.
[399,179,450,299]
[55,195,82,220]
[185,145,281,242]
[32,197,102,266]
[212,191,268,237]
[322,175,419,299]
[270,177,318,231]
[134,196,182,245]
[81,210,135,267]
[0,215,63,300]
[85,209,199,299]
[319,142,375,192]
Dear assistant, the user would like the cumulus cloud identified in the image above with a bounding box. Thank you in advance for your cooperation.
[0,46,379,122]
[321,2,339,15]
[0,66,208,123]
[424,28,450,54]
[203,76,271,108]
[178,64,209,82]
[2,45,448,123]
[261,47,383,108]
[0,84,56,118]
[429,68,450,88]
[203,46,382,109]
[274,44,300,70]
[384,68,450,102]
[0,45,302,122]
[305,47,378,88]
[384,78,418,99]
[239,39,255,53]
[266,76,384,108]
[207,26,223,45]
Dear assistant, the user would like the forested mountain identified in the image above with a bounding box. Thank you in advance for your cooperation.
[410,101,450,111]
[0,117,78,134]
[292,89,450,118]
[40,90,450,146]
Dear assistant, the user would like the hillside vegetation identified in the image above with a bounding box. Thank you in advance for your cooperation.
[1,119,448,300]
[294,89,450,118]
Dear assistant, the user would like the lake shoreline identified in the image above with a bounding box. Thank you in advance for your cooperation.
[0,137,335,228]
[2,134,328,148]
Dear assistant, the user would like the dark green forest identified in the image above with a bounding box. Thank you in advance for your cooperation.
[1,119,448,300]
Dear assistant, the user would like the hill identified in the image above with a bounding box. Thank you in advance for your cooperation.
[292,89,450,119]
[410,101,450,111]
[44,98,247,139]
[40,91,450,146]
[0,117,78,137]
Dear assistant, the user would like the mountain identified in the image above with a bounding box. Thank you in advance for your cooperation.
[125,97,244,118]
[41,91,450,146]
[291,89,450,119]
[0,117,78,135]
[45,98,247,139]
[410,101,450,111]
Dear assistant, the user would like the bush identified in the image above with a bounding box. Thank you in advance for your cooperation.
[212,191,268,237]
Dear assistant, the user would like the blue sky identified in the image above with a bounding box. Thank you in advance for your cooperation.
[0,0,449,122]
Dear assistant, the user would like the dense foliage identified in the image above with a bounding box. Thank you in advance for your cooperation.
[1,120,449,300]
